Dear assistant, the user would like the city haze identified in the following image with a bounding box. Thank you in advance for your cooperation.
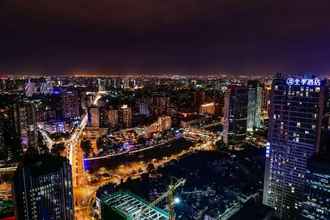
[1,1,330,74]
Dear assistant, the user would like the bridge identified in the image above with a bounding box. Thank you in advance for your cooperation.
[98,191,169,220]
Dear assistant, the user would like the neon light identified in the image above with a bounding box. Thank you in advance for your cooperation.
[266,142,270,158]
[286,78,321,86]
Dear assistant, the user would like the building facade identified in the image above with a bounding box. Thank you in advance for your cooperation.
[13,152,74,220]
[263,74,325,219]
[223,86,248,144]
[119,104,132,129]
[18,101,38,151]
[88,106,100,128]
[299,158,330,220]
[247,80,262,131]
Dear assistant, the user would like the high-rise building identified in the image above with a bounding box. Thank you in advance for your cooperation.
[138,101,150,117]
[24,79,36,97]
[108,109,119,129]
[0,107,21,162]
[261,82,272,121]
[88,106,100,128]
[13,151,74,220]
[299,157,330,220]
[119,105,132,129]
[152,95,170,117]
[62,90,80,120]
[223,86,248,144]
[18,101,38,151]
[247,80,262,131]
[263,74,325,219]
[194,90,205,111]
[0,115,4,160]
[99,106,109,128]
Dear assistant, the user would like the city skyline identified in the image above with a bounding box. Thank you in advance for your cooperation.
[1,1,330,220]
[0,75,330,219]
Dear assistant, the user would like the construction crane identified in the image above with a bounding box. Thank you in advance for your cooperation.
[135,178,186,220]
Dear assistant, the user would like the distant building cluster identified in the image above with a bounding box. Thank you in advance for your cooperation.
[0,74,329,220]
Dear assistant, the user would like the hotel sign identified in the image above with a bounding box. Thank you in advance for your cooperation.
[286,77,321,86]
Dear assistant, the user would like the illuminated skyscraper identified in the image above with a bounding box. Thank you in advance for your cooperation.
[0,107,21,162]
[13,151,74,220]
[25,79,35,97]
[108,108,119,129]
[194,90,205,112]
[263,73,325,219]
[62,90,80,120]
[261,82,272,121]
[247,80,262,131]
[138,101,150,117]
[119,104,132,128]
[88,106,100,128]
[152,95,170,117]
[223,86,248,144]
[18,101,38,151]
[299,157,330,220]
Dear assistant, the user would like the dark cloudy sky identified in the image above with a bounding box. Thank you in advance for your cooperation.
[1,0,330,74]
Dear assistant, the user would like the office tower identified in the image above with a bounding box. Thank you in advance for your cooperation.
[247,80,262,131]
[194,90,205,111]
[319,83,330,154]
[0,107,21,162]
[263,74,325,219]
[97,78,106,91]
[62,90,80,120]
[0,116,4,160]
[13,151,74,220]
[119,105,132,129]
[99,106,109,128]
[88,106,100,128]
[0,78,6,91]
[48,88,80,121]
[299,157,330,220]
[223,86,248,144]
[261,83,272,121]
[39,79,53,95]
[18,101,38,151]
[138,101,150,117]
[25,79,35,97]
[108,108,119,129]
[152,95,170,117]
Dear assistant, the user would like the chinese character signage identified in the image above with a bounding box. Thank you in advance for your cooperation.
[286,77,321,86]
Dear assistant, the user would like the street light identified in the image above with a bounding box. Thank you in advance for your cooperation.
[174,197,181,204]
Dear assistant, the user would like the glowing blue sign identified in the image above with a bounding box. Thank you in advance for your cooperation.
[286,78,321,86]
[265,142,270,158]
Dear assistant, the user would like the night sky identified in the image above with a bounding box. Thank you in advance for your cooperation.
[1,0,330,74]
